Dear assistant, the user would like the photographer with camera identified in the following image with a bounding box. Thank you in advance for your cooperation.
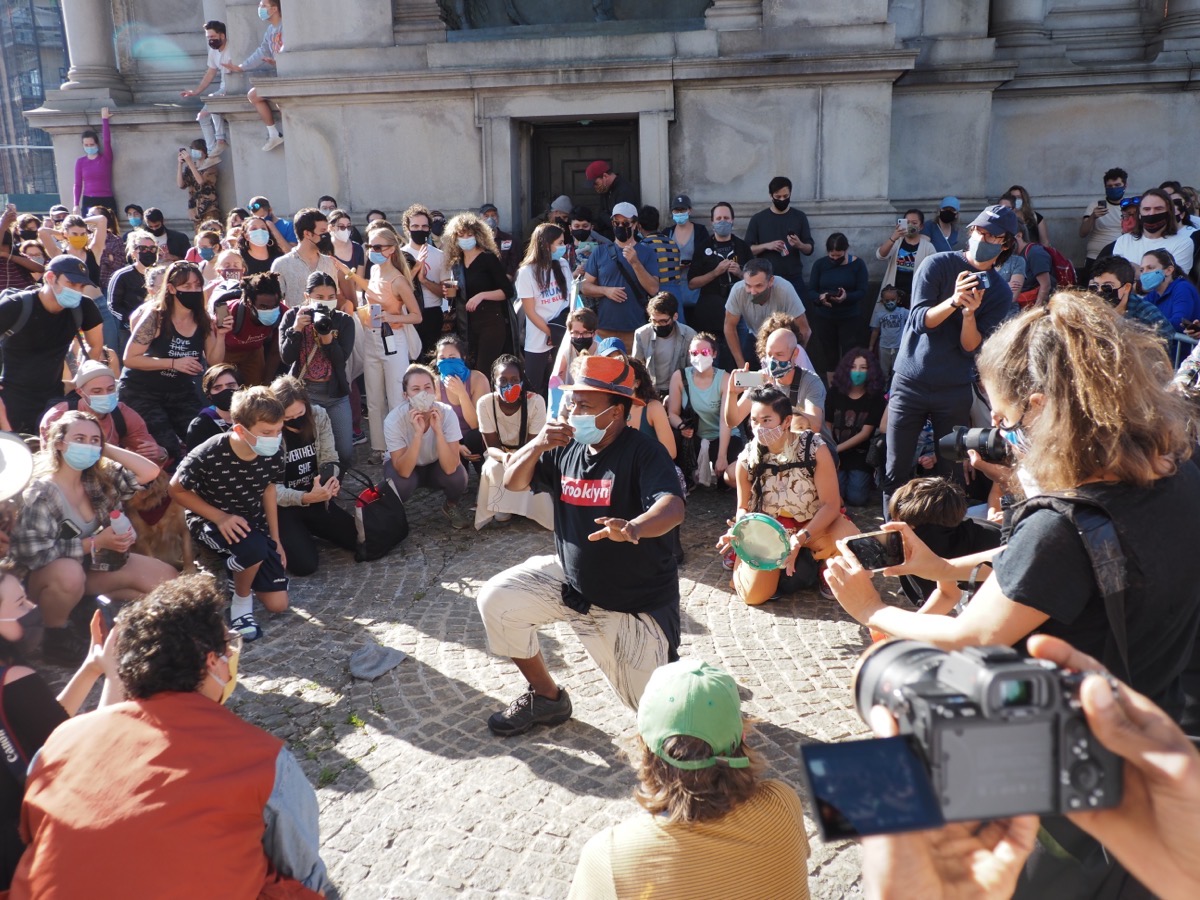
[277,272,356,471]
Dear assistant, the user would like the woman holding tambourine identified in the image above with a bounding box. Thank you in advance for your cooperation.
[716,384,858,606]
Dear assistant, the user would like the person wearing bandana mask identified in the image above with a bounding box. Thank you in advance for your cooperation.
[8,574,331,898]
[882,205,1018,511]
[269,208,340,308]
[477,354,685,734]
[921,195,961,253]
[120,261,231,464]
[474,355,552,530]
[1113,188,1195,276]
[185,363,242,450]
[744,175,814,298]
[42,361,164,463]
[632,293,696,396]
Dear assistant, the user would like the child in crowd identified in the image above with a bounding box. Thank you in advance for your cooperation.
[868,284,909,383]
[169,386,289,641]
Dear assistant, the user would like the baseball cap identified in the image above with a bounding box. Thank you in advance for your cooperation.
[637,659,750,770]
[611,202,638,221]
[74,360,116,390]
[968,205,1019,237]
[46,254,96,288]
[940,196,961,211]
[479,203,498,216]
[550,195,573,215]
[0,433,33,504]
[585,160,610,182]
[671,194,693,210]
[568,355,644,406]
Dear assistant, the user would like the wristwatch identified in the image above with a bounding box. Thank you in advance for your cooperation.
[795,528,811,545]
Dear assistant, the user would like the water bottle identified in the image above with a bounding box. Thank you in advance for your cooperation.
[93,510,132,572]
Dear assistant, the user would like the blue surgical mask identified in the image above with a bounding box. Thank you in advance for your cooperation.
[436,357,471,383]
[672,212,689,225]
[767,358,794,378]
[62,442,102,471]
[369,251,387,266]
[258,5,271,20]
[712,220,734,238]
[883,301,897,312]
[56,285,84,309]
[128,217,143,228]
[248,431,281,457]
[457,237,477,251]
[83,146,99,157]
[551,245,568,261]
[87,392,119,415]
[1139,270,1165,293]
[967,232,1003,265]
[198,246,215,261]
[247,229,270,247]
[849,370,868,387]
[1002,427,1030,455]
[568,407,613,446]
[1105,186,1125,203]
[190,149,203,162]
[256,306,281,326]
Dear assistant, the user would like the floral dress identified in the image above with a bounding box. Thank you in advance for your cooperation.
[182,166,221,225]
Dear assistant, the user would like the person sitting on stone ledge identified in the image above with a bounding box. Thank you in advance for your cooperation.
[222,0,285,152]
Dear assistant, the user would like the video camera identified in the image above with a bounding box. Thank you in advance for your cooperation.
[799,641,1121,840]
[937,426,1011,464]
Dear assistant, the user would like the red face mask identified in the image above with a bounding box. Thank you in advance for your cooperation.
[1121,216,1137,234]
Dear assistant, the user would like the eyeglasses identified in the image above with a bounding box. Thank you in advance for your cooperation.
[366,244,393,252]
[571,330,595,339]
[1119,196,1142,210]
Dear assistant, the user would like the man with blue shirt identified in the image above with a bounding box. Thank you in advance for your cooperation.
[921,196,962,253]
[580,202,660,350]
[884,205,1018,505]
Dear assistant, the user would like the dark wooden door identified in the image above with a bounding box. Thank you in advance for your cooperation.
[529,120,639,221]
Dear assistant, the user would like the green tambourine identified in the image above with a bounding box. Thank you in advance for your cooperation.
[730,513,791,571]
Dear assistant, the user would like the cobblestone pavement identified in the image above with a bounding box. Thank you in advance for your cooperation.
[228,464,883,900]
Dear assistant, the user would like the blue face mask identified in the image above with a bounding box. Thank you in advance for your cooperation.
[128,217,143,228]
[569,407,614,446]
[56,284,84,309]
[849,370,868,387]
[672,212,689,225]
[199,246,215,261]
[457,237,477,251]
[1105,186,1125,203]
[368,251,387,266]
[258,5,271,20]
[62,442,102,471]
[247,229,270,247]
[767,357,794,378]
[551,245,568,261]
[248,430,281,457]
[87,391,119,415]
[436,357,471,383]
[1139,270,1165,293]
[256,306,281,326]
[83,146,99,157]
[190,149,204,162]
[712,220,734,237]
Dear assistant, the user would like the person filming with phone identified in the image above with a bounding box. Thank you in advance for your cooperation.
[827,290,1200,898]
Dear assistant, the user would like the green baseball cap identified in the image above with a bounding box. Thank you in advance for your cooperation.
[637,660,749,770]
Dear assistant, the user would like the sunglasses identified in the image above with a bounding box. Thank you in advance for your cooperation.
[1119,196,1142,210]
[366,244,393,252]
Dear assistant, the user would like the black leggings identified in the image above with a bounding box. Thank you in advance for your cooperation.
[277,501,357,576]
[121,383,202,466]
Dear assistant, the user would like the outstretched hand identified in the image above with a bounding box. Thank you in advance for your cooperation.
[588,517,641,544]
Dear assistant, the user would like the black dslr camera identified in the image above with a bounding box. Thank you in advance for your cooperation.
[310,307,335,336]
[799,641,1122,840]
[937,425,1011,464]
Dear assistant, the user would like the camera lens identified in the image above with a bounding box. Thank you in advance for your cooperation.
[936,426,1012,464]
[853,639,947,723]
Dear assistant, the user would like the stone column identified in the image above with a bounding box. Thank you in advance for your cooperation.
[638,110,671,213]
[60,0,129,96]
[394,0,449,44]
[989,0,1061,58]
[705,0,762,32]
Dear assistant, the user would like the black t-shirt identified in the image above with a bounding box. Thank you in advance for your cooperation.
[688,235,753,335]
[283,434,319,492]
[0,288,103,393]
[240,249,280,275]
[175,432,285,533]
[744,207,814,286]
[184,408,231,452]
[826,389,885,471]
[534,426,683,620]
[995,466,1200,718]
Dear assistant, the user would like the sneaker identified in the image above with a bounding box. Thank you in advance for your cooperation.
[442,503,473,530]
[261,134,284,152]
[230,612,264,642]
[818,567,836,601]
[721,549,737,571]
[487,685,572,736]
[41,626,88,667]
[352,429,368,445]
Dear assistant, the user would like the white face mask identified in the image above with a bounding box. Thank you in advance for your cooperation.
[333,228,351,242]
[311,298,337,311]
[409,389,436,412]
[690,354,713,373]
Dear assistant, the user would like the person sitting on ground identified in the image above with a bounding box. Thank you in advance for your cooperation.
[1139,248,1200,333]
[383,363,472,529]
[184,363,242,451]
[106,229,159,354]
[41,360,165,465]
[667,332,736,490]
[632,292,697,397]
[10,411,173,665]
[474,355,552,531]
[626,357,677,461]
[825,348,886,508]
[1086,255,1173,345]
[432,335,490,470]
[7,574,330,897]
[169,386,289,643]
[476,354,686,733]
[215,272,284,387]
[569,659,810,900]
[270,375,356,575]
[717,385,857,605]
[548,307,601,409]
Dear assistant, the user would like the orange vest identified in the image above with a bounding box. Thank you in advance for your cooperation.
[7,692,315,899]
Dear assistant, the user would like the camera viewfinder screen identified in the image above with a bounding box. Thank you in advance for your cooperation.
[800,736,944,841]
[999,678,1034,707]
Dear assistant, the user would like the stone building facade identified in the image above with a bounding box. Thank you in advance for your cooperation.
[26,0,1200,267]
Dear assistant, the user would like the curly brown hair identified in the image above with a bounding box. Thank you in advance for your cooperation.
[754,312,805,362]
[116,574,227,699]
[441,212,500,270]
[633,728,762,824]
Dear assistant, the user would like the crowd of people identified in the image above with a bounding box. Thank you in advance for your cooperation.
[4,44,1200,890]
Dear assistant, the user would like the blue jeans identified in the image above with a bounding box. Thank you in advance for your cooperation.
[838,468,873,507]
[94,293,120,351]
[311,392,353,471]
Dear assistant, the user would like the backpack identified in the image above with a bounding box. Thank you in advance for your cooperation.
[343,469,409,562]
[1,288,84,340]
[1022,243,1077,290]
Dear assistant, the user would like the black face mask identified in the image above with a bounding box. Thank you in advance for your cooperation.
[211,388,236,411]
[1141,211,1170,231]
[147,224,166,236]
[18,229,37,241]
[613,225,632,242]
[653,324,674,338]
[430,219,446,237]
[136,249,158,267]
[939,209,957,224]
[570,336,592,352]
[175,289,204,312]
[315,234,334,255]
[207,38,223,50]
[571,228,591,242]
[772,198,790,212]
[284,414,309,433]
[409,230,429,246]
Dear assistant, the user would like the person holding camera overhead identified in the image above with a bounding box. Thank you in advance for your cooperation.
[882,205,1017,509]
[277,272,356,471]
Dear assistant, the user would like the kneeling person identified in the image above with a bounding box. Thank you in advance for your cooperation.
[477,355,685,735]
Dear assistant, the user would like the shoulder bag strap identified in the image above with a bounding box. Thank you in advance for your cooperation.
[611,246,648,304]
[0,668,31,785]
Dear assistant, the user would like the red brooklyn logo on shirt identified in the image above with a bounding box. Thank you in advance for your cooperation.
[560,477,613,506]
